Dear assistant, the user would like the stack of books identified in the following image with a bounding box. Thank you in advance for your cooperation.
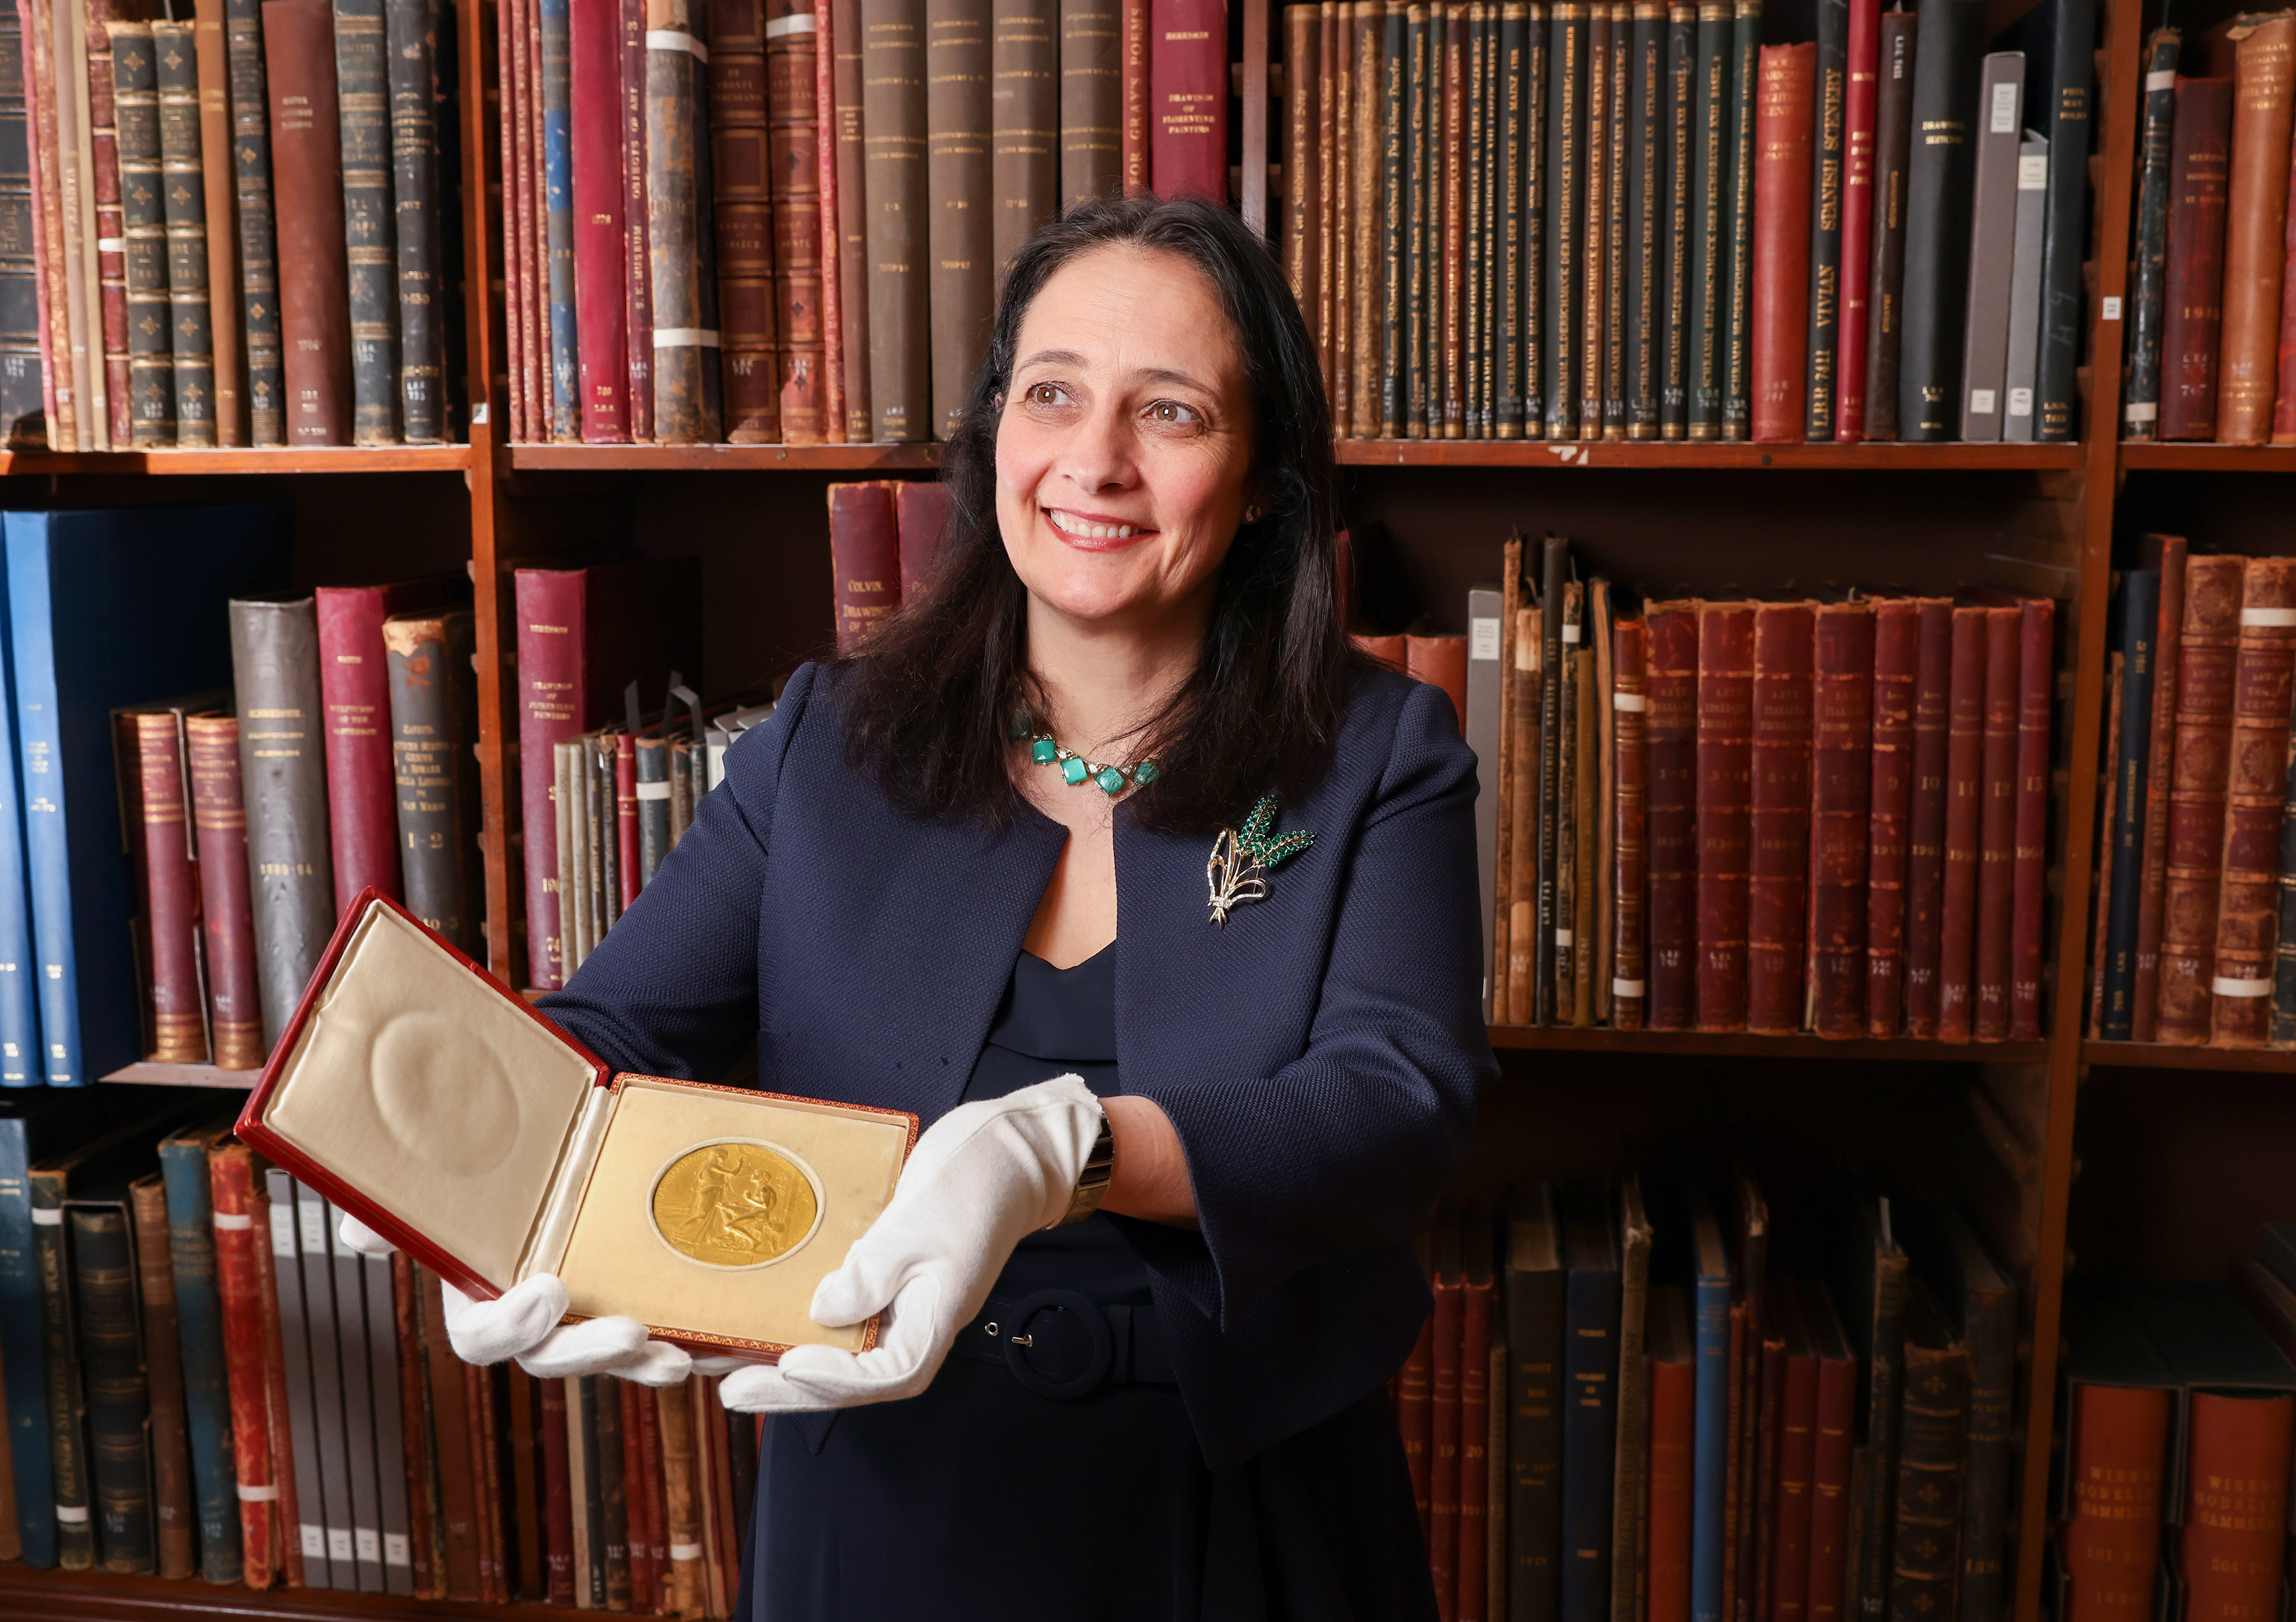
[0,1093,758,1609]
[498,0,1233,448]
[2121,17,2296,446]
[1276,0,2096,445]
[0,0,463,450]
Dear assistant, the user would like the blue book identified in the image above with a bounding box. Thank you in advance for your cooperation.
[0,557,38,1084]
[159,1120,244,1581]
[4,506,290,1083]
[1687,1191,1733,1622]
[539,0,577,432]
[1559,1188,1621,1622]
[2099,569,2158,1040]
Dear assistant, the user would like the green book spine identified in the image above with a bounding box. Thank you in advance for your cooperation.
[1604,3,1631,436]
[1523,0,1549,436]
[1543,1,1585,438]
[34,1169,95,1569]
[1497,1,1529,435]
[1719,0,1758,438]
[1408,3,1431,436]
[1580,1,1610,434]
[1466,4,1487,436]
[1626,0,1661,436]
[1687,0,1726,438]
[1662,0,1693,436]
[1382,1,1409,436]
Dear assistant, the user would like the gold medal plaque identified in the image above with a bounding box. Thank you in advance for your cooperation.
[649,1140,822,1269]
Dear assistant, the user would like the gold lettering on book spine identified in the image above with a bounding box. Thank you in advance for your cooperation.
[651,1142,820,1267]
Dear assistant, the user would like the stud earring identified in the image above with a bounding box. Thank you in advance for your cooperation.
[1243,504,1267,524]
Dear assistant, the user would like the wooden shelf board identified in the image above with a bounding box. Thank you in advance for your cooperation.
[505,440,943,471]
[2117,442,2296,472]
[1335,439,2086,469]
[1488,1024,2048,1062]
[0,1563,566,1622]
[0,446,471,475]
[2081,1040,2296,1073]
[101,1061,261,1089]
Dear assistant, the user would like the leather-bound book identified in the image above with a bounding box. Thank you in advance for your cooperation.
[1398,1313,1434,1526]
[1645,1285,1695,1622]
[205,1145,281,1584]
[1536,538,1570,1022]
[1573,643,1599,1021]
[1720,0,1755,441]
[1411,631,1472,735]
[1746,599,1814,1034]
[1601,5,1629,439]
[1748,43,1811,445]
[114,22,173,445]
[1646,600,1698,1029]
[1835,0,1876,440]
[2101,571,2160,1039]
[1695,600,1754,1031]
[499,0,534,438]
[87,0,131,446]
[228,596,337,1048]
[2156,553,2245,1043]
[1495,0,1528,438]
[1379,2,1404,439]
[1936,606,1985,1042]
[385,609,482,954]
[69,1198,158,1572]
[1415,2,1438,439]
[0,1,43,447]
[2005,597,2052,1040]
[260,1169,328,1587]
[1557,624,1580,1012]
[541,0,581,439]
[1430,1255,1466,1611]
[2207,557,2296,1045]
[830,0,867,438]
[647,0,723,442]
[193,0,241,442]
[1885,1287,1969,1622]
[1119,0,1146,194]
[1578,1,1608,439]
[1445,6,1469,439]
[1612,617,1649,1028]
[1624,0,1660,436]
[1860,8,1912,439]
[1865,598,1919,1035]
[1803,0,1844,441]
[989,1,1056,279]
[118,708,208,1062]
[1683,0,1724,439]
[2058,1304,2172,1622]
[1955,52,2022,442]
[2214,14,2296,445]
[895,475,952,594]
[1330,0,1353,431]
[571,0,629,441]
[1286,3,1316,368]
[2025,0,2091,443]
[1803,1283,1857,1622]
[813,0,839,440]
[611,0,648,445]
[862,0,928,439]
[2180,1392,2295,1622]
[1545,0,1585,441]
[1971,605,2017,1041]
[1661,0,1690,438]
[1460,1230,1497,1622]
[414,1265,484,1598]
[385,0,443,439]
[1060,0,1119,203]
[827,480,901,651]
[2276,673,2296,1040]
[154,19,218,446]
[330,0,401,443]
[1559,1192,1619,1622]
[262,0,352,444]
[386,1255,434,1597]
[1149,0,1228,201]
[1504,1190,1564,1619]
[2132,535,2188,1040]
[772,1,828,444]
[705,0,770,442]
[596,1373,631,1608]
[184,714,265,1070]
[1893,0,1982,440]
[1509,607,1543,1026]
[1765,1283,1816,1622]
[1811,602,1874,1038]
[2123,27,2182,439]
[128,1176,196,1579]
[152,1126,243,1585]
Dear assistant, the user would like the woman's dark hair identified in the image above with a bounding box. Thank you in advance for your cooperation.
[838,193,1349,834]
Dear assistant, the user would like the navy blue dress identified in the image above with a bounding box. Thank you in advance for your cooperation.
[735,945,1436,1621]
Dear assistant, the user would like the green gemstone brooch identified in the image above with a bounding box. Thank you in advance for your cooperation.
[1207,793,1316,927]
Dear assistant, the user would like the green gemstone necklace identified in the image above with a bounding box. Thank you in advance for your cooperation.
[1012,716,1162,796]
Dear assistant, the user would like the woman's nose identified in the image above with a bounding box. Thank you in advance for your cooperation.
[1060,404,1136,494]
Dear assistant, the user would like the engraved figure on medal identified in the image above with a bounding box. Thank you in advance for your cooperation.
[649,1140,825,1269]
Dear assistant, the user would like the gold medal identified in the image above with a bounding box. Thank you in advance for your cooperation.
[649,1140,821,1269]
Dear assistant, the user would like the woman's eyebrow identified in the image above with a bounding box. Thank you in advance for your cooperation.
[1135,367,1215,395]
[1014,348,1087,371]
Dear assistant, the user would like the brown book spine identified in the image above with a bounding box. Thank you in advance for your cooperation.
[709,0,776,441]
[2161,76,2232,441]
[990,0,1056,277]
[656,1381,703,1618]
[474,1363,509,1602]
[1490,536,1522,1021]
[2089,651,2122,1038]
[1647,599,1698,1028]
[1937,606,1987,1043]
[193,0,240,441]
[1119,0,1144,194]
[926,0,990,441]
[1614,616,1650,1028]
[1973,606,2019,1042]
[649,0,723,443]
[502,0,534,437]
[1430,1272,1464,1611]
[205,1146,281,1585]
[595,1371,630,1610]
[1902,598,1954,1035]
[1443,2,1465,436]
[1696,601,1755,1030]
[129,1177,197,1579]
[2133,536,2189,1040]
[1813,601,1875,1038]
[261,0,352,444]
[1866,598,1917,1035]
[1508,605,1542,1024]
[1285,5,1317,353]
[1859,8,1910,441]
[2216,15,2296,445]
[2158,554,2246,1043]
[386,1255,436,1597]
[616,1380,651,1611]
[622,0,653,443]
[1887,1338,1971,1622]
[154,17,217,446]
[1328,0,1350,430]
[1397,1313,1434,1522]
[2209,557,2296,1045]
[1349,0,1379,438]
[417,1265,485,1600]
[2008,596,2053,1041]
[183,713,264,1069]
[774,1,827,443]
[1594,578,1618,1021]
[2176,1391,2295,1622]
[1749,42,1812,443]
[86,0,130,446]
[1059,0,1120,208]
[814,0,840,439]
[124,711,209,1062]
[2062,1385,2172,1622]
[1573,644,1599,1021]
[832,0,867,438]
[862,0,927,439]
[1747,600,1815,1033]
[2278,112,2296,441]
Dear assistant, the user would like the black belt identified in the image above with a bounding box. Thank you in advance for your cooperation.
[946,1289,1177,1400]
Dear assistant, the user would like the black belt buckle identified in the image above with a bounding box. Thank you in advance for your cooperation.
[998,1288,1114,1400]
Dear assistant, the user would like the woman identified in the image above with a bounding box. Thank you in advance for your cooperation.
[422,196,1492,1616]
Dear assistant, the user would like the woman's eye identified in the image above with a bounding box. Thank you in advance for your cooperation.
[1024,382,1068,408]
[1147,400,1200,425]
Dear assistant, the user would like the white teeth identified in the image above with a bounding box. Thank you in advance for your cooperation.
[1050,510,1137,541]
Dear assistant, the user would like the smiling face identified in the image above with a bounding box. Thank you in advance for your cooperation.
[994,243,1258,638]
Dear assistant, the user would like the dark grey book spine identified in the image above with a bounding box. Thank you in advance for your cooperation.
[33,1169,96,1568]
[291,1183,357,1591]
[1662,0,1690,435]
[0,1,45,444]
[1466,6,1487,435]
[228,0,284,444]
[68,1205,155,1574]
[1543,0,1584,438]
[334,0,401,443]
[1805,0,1846,439]
[1862,8,1914,439]
[228,596,337,1048]
[264,1168,335,1588]
[359,1251,413,1595]
[1058,0,1119,205]
[1603,4,1630,436]
[1536,533,1569,1023]
[325,1203,385,1592]
[2274,676,2296,1043]
[2030,0,2091,443]
[383,0,442,441]
[2122,28,2180,439]
[1381,0,1408,436]
[1894,0,1984,441]
[385,610,481,953]
[1526,1,1549,436]
[1626,1,1659,434]
[1718,0,1753,438]
[115,23,175,445]
[1497,1,1529,435]
[1686,0,1725,437]
[1407,1,1431,436]
[154,22,216,446]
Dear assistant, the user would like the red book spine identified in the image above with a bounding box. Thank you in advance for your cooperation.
[2178,1391,2295,1622]
[1836,0,1878,442]
[1805,1344,1857,1622]
[1409,633,1471,734]
[1812,602,1876,1038]
[1120,0,1147,196]
[1647,603,1700,1030]
[1147,0,1225,201]
[2160,77,2232,442]
[826,480,901,653]
[316,585,409,912]
[251,1169,304,1586]
[1937,607,1988,1042]
[1696,602,1756,1031]
[1399,1313,1435,1529]
[1649,1344,1696,1622]
[1354,631,1409,670]
[263,0,355,446]
[1614,618,1651,1029]
[1750,45,1814,445]
[2133,536,2188,1040]
[2158,554,2246,1044]
[633,1370,669,1605]
[208,1145,282,1587]
[620,0,652,441]
[1865,600,1917,1033]
[184,715,266,1070]
[1902,599,1954,1035]
[123,713,208,1061]
[2209,557,2296,1045]
[540,1376,575,1603]
[1772,1342,1820,1622]
[390,1253,438,1597]
[515,568,592,990]
[2008,597,2054,1039]
[1429,1276,1465,1619]
[471,1362,506,1601]
[1458,1280,1494,1622]
[615,734,640,908]
[895,478,954,598]
[1748,601,1816,1032]
[570,0,629,439]
[2059,1385,2172,1622]
[1974,606,2020,1041]
[2277,114,2296,443]
[618,1380,652,1612]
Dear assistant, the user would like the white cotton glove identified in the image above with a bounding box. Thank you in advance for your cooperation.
[336,1214,694,1386]
[716,1073,1106,1414]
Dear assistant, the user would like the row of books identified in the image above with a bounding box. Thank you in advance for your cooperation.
[0,0,464,450]
[2084,541,2296,1049]
[1446,535,2056,1040]
[0,1092,757,1612]
[502,0,1232,448]
[2121,18,2296,446]
[1408,1175,2018,1622]
[2056,1243,2296,1622]
[1276,0,2095,445]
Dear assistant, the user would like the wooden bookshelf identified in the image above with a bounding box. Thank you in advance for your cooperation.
[1487,1027,2053,1063]
[2081,1042,2296,1075]
[0,446,471,476]
[2116,441,2296,472]
[0,1563,566,1622]
[98,1063,262,1089]
[1330,438,2087,469]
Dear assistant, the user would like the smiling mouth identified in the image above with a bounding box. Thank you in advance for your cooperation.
[1044,507,1154,543]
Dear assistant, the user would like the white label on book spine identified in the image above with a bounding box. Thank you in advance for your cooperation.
[237,1482,278,1500]
[637,781,672,800]
[298,1197,327,1254]
[2103,297,2123,321]
[1471,617,1501,660]
[2146,69,2176,91]
[1553,929,1573,947]
[2125,400,2158,424]
[2214,975,2274,997]
[302,1525,327,1558]
[645,27,706,58]
[2008,388,2034,418]
[270,1202,296,1257]
[385,1534,411,1567]
[1613,692,1648,711]
[214,1211,253,1230]
[671,1543,705,1561]
[356,1528,381,1563]
[1561,622,1582,644]
[1969,388,1996,415]
[652,327,722,348]
[53,1504,88,1523]
[764,10,814,33]
[1613,978,1647,997]
[2241,608,2296,627]
[328,1528,354,1561]
[30,1207,59,1225]
[1991,81,2019,132]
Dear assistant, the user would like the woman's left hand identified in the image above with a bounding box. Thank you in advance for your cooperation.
[716,1075,1106,1413]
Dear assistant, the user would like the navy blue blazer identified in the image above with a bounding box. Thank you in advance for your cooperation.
[540,659,1496,1470]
